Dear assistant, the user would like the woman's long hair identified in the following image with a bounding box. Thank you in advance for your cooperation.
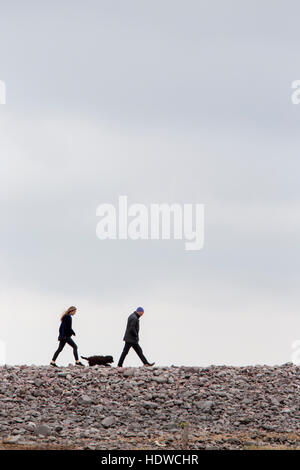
[60,306,77,321]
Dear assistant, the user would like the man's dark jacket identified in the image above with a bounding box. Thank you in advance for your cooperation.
[123,311,140,343]
[58,314,75,340]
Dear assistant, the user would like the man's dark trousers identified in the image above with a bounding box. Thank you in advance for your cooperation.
[118,342,148,366]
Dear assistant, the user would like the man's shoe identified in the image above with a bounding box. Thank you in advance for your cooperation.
[50,362,58,368]
[75,361,84,366]
[145,362,155,367]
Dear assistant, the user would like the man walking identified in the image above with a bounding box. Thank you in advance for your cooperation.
[117,307,155,367]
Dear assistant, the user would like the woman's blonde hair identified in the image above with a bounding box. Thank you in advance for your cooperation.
[60,306,77,321]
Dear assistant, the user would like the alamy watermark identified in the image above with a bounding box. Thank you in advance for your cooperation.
[0,80,6,104]
[96,196,204,251]
[291,80,300,104]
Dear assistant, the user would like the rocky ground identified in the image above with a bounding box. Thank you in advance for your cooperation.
[0,363,300,450]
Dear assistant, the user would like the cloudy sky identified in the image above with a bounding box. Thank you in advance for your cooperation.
[0,0,299,366]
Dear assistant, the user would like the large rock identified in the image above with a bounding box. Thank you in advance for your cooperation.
[195,400,214,412]
[26,422,36,432]
[123,369,135,377]
[34,424,51,436]
[77,395,93,405]
[101,416,116,428]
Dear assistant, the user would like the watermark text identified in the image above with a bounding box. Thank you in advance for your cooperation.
[96,196,205,251]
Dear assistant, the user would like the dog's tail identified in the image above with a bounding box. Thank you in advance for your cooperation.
[81,356,89,361]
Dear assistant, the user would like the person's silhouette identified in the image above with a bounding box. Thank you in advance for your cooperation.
[117,307,155,367]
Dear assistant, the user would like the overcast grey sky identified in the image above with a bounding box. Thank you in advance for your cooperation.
[0,0,299,366]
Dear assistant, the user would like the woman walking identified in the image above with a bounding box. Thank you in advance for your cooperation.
[50,306,84,367]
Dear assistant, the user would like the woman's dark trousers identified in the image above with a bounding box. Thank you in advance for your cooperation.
[118,342,149,367]
[52,337,78,362]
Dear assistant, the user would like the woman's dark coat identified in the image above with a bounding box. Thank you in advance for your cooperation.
[58,314,75,340]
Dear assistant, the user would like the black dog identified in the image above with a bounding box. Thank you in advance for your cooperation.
[81,355,114,367]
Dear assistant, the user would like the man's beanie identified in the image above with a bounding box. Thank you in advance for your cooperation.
[136,307,144,313]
